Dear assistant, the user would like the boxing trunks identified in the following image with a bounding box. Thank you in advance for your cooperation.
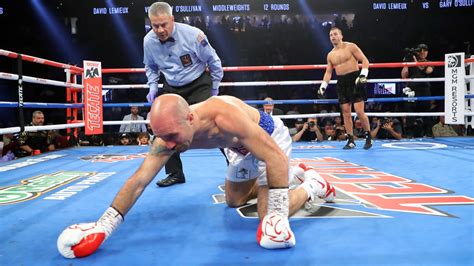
[224,111,292,186]
[337,70,367,104]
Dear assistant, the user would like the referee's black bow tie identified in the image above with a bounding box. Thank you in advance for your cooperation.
[160,37,175,44]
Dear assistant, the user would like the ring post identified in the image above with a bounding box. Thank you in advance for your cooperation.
[17,54,25,133]
[66,70,80,144]
[467,55,474,133]
[82,61,103,135]
[444,52,466,125]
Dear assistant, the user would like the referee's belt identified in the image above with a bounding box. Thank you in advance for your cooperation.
[166,71,206,89]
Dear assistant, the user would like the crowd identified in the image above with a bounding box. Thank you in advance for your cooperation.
[107,9,471,138]
[0,107,154,162]
[0,7,472,162]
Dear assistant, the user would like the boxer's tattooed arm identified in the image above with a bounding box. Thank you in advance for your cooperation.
[148,142,168,156]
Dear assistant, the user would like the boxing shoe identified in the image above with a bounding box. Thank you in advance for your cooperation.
[289,164,305,188]
[295,163,336,203]
[157,172,185,187]
[363,131,373,150]
[343,135,356,150]
[257,212,296,249]
[363,138,373,150]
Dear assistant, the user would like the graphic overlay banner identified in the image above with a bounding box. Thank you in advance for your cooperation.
[83,60,103,135]
[444,53,465,124]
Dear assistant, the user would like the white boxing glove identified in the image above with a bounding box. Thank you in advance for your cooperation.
[355,68,369,87]
[57,207,123,258]
[57,222,107,258]
[257,212,296,249]
[318,81,328,97]
[402,86,412,95]
[402,87,415,102]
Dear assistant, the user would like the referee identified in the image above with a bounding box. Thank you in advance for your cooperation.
[144,2,224,187]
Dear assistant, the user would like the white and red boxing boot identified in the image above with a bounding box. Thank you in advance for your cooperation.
[294,163,336,203]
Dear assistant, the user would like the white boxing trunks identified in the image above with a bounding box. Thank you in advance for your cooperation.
[224,111,292,186]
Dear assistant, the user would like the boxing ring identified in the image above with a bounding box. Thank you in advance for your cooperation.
[1,49,474,265]
[1,139,473,265]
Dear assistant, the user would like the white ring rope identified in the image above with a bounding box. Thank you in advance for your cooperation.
[220,78,446,87]
[2,112,474,135]
[0,58,472,135]
[103,84,151,89]
[277,112,474,119]
[101,76,474,89]
[1,71,472,91]
[0,72,83,89]
[0,123,85,135]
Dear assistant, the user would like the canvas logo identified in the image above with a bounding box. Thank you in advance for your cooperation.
[0,171,95,205]
[80,153,147,163]
[0,154,66,172]
[213,157,474,218]
[382,142,447,149]
[447,55,461,68]
[85,66,100,78]
[44,172,115,201]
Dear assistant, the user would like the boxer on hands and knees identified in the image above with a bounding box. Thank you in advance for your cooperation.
[318,27,372,150]
[57,94,335,258]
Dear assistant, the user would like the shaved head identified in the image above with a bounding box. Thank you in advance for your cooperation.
[149,94,196,151]
[150,94,190,135]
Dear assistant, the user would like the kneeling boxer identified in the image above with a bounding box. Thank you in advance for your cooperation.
[57,94,336,258]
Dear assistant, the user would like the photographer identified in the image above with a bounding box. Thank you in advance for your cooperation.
[292,117,323,142]
[353,117,366,139]
[401,44,434,137]
[370,117,402,140]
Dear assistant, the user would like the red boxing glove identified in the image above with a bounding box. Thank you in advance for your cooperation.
[57,207,123,258]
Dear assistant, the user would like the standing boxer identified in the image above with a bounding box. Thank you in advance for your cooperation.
[318,27,372,150]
